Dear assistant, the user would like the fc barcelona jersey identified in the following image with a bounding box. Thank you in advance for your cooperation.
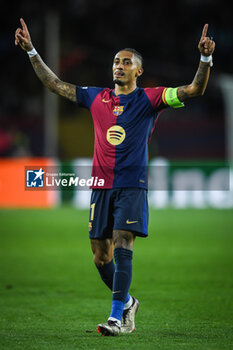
[76,86,168,189]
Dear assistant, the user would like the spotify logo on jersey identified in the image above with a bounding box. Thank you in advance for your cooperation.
[106,126,126,145]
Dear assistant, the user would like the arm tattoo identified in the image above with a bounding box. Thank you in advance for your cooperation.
[192,61,210,89]
[177,61,210,102]
[30,55,76,102]
[177,85,189,101]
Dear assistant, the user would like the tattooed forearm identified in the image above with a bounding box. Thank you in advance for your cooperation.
[192,61,210,92]
[177,61,210,102]
[30,55,76,102]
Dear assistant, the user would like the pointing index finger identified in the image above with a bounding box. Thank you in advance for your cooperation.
[201,23,208,40]
[20,18,28,32]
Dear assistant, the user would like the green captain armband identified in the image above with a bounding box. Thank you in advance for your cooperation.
[163,87,184,108]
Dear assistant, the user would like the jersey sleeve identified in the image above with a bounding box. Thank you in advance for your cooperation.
[76,86,104,109]
[144,87,168,110]
[144,86,184,110]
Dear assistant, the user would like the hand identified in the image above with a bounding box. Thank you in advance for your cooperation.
[15,18,33,51]
[198,24,215,56]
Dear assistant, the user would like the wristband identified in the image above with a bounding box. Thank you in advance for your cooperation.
[27,48,38,58]
[162,87,184,109]
[200,54,213,67]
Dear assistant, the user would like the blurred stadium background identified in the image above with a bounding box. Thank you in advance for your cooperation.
[0,0,233,208]
[0,0,232,205]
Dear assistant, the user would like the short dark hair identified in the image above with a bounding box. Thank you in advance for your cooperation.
[119,48,143,67]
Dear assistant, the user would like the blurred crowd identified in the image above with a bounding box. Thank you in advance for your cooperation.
[0,0,232,159]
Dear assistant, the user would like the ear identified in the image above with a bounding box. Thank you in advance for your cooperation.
[135,67,144,78]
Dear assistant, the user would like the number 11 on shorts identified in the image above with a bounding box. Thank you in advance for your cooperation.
[90,203,95,221]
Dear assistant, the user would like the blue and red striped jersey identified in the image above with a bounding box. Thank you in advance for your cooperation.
[76,86,167,189]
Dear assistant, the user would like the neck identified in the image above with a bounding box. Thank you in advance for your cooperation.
[114,81,137,96]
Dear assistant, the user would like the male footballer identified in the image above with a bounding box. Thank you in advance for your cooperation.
[15,18,215,336]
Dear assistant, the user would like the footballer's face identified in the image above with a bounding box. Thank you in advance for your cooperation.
[112,51,143,86]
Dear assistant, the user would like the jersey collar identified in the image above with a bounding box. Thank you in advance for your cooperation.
[112,87,139,98]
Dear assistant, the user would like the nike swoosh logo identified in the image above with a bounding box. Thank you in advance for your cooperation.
[126,220,138,224]
[112,291,121,294]
[102,98,111,103]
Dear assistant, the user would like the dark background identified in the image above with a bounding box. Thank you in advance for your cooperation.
[0,0,232,160]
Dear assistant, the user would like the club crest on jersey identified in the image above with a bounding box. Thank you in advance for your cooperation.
[113,105,124,116]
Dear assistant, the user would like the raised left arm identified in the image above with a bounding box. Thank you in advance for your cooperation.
[177,24,215,102]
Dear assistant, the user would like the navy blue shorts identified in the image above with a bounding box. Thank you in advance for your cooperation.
[88,188,149,239]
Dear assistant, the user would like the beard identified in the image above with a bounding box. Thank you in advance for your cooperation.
[113,78,125,86]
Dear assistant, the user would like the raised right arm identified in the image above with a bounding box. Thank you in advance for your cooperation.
[30,54,76,102]
[15,18,76,103]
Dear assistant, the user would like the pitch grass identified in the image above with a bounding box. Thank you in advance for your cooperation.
[0,208,232,350]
